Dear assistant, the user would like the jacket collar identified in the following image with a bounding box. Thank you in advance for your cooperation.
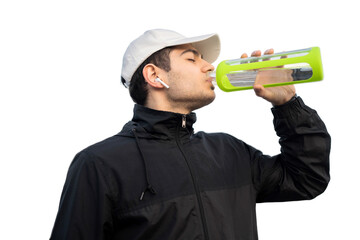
[120,104,197,140]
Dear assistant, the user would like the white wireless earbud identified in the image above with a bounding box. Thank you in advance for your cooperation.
[155,77,170,89]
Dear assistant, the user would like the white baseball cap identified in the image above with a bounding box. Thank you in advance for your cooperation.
[121,29,221,87]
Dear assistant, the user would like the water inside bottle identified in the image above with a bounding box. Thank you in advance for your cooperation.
[212,63,313,87]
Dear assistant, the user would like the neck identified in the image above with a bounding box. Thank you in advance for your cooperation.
[144,91,191,115]
[145,101,190,115]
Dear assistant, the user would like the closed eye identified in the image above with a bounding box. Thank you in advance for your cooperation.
[181,49,203,60]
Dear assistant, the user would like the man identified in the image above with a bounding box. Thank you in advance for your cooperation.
[50,29,330,240]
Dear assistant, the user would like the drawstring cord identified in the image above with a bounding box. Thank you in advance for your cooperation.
[132,129,157,201]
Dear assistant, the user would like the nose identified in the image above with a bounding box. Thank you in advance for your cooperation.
[201,59,215,73]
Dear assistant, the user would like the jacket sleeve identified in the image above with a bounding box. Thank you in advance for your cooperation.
[252,96,331,202]
[50,151,114,240]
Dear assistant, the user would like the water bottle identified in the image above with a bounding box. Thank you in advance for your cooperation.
[213,47,323,92]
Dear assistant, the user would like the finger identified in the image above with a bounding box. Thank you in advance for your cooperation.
[240,53,249,64]
[263,48,274,62]
[264,48,274,55]
[251,50,261,57]
[250,50,261,64]
[275,55,287,68]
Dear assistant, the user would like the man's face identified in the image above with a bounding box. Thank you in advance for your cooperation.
[162,44,216,112]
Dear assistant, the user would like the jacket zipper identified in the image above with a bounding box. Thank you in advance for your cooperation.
[176,117,210,240]
[182,115,186,128]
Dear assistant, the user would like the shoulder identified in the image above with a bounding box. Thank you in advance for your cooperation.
[71,133,137,168]
[66,134,134,182]
[86,134,133,153]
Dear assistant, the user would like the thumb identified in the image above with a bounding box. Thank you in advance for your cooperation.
[253,84,268,99]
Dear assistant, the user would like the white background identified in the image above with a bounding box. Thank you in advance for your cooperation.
[1,0,359,239]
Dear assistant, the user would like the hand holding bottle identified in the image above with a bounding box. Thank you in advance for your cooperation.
[242,49,296,106]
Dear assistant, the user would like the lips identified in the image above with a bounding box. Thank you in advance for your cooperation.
[205,77,215,90]
[206,76,214,82]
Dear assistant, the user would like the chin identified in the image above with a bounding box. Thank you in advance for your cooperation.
[191,93,216,111]
[207,93,216,106]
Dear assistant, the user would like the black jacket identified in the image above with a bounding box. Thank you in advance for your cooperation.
[50,97,330,240]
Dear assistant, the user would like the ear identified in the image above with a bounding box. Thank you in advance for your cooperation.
[143,64,166,89]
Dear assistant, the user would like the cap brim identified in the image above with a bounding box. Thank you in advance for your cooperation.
[166,33,221,63]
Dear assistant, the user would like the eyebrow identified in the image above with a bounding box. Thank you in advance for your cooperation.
[180,49,203,59]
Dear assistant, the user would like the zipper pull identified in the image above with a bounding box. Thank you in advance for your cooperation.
[182,115,186,128]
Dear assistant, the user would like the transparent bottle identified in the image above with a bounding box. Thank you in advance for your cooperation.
[212,47,323,92]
